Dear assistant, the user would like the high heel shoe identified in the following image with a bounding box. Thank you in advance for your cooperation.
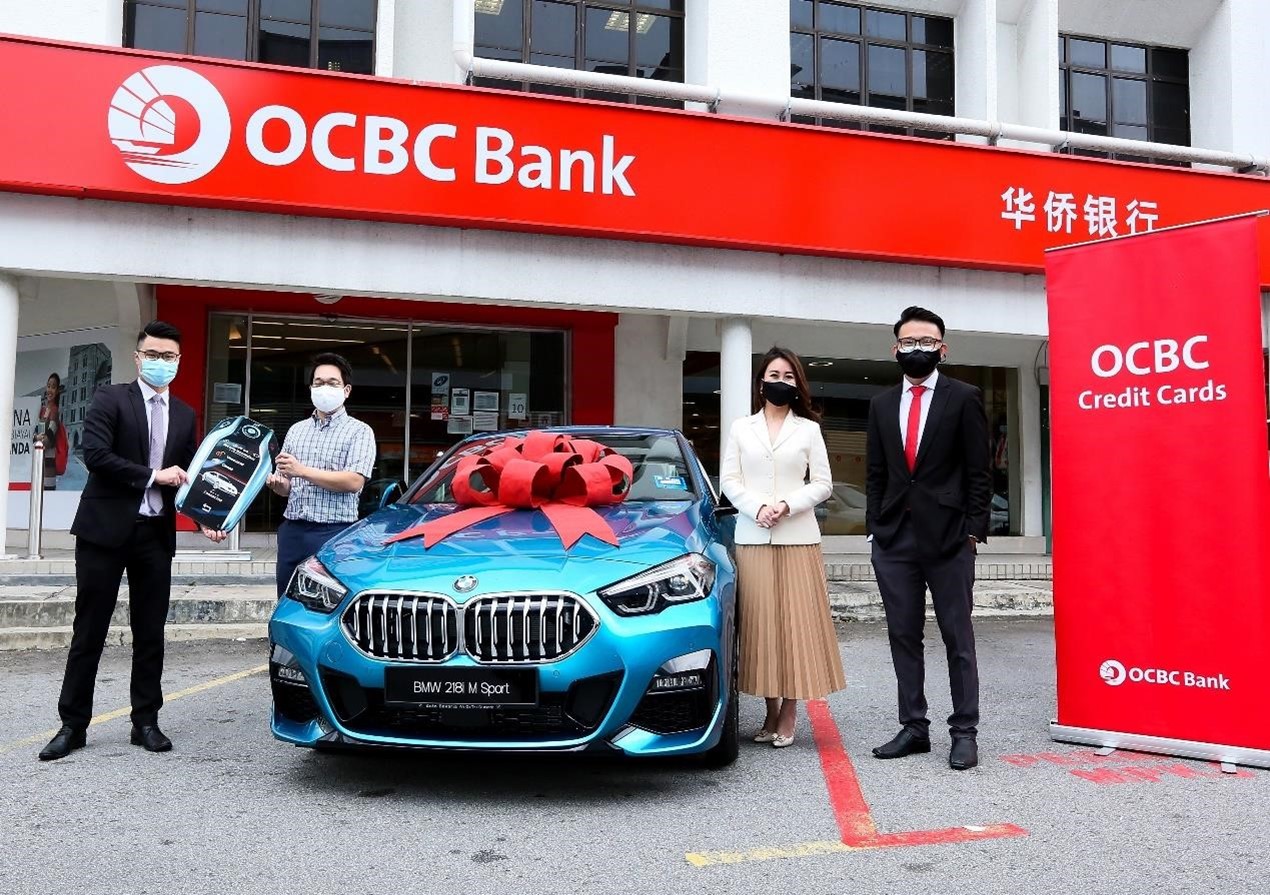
[753,729,778,743]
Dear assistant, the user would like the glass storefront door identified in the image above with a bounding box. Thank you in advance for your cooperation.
[205,313,569,532]
[408,327,566,473]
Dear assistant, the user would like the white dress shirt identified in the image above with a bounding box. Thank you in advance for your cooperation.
[138,379,169,517]
[898,367,940,456]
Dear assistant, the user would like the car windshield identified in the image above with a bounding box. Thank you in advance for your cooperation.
[408,432,698,504]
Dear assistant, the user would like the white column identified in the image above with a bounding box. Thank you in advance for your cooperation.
[112,282,152,383]
[999,0,1058,147]
[1019,365,1043,538]
[955,0,997,141]
[375,0,398,78]
[687,0,790,116]
[718,317,753,458]
[1192,0,1270,160]
[0,273,20,555]
[395,0,470,84]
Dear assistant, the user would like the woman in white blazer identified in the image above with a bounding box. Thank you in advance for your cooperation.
[721,347,846,748]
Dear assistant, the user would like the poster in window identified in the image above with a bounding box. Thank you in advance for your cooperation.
[431,372,451,395]
[508,393,528,420]
[447,415,474,436]
[451,388,470,415]
[473,411,500,431]
[9,339,113,493]
[473,391,499,412]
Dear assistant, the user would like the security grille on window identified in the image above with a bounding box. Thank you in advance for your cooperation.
[124,0,375,74]
[474,0,686,108]
[1059,35,1190,164]
[790,0,954,138]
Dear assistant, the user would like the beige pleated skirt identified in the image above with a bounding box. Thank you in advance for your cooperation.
[736,544,846,700]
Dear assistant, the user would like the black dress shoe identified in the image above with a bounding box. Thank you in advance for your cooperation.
[949,737,979,770]
[130,724,172,753]
[38,726,86,761]
[872,728,932,760]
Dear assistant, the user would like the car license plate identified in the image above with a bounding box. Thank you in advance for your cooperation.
[384,667,538,708]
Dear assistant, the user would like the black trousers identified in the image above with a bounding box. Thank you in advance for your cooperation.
[871,517,979,738]
[58,517,173,730]
[276,519,349,598]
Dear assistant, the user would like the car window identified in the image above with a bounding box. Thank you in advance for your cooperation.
[408,433,698,504]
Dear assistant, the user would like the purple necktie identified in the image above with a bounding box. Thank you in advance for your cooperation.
[146,395,165,514]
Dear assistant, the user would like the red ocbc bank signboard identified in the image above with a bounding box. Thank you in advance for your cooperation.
[5,34,1270,280]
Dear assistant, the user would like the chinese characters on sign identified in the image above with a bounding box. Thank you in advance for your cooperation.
[1002,187,1159,237]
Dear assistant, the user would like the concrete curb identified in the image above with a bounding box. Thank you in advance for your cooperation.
[0,623,269,651]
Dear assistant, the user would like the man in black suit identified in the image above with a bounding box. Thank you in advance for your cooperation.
[866,307,991,771]
[39,321,227,761]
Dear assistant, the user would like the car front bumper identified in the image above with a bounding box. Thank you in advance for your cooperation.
[267,589,732,758]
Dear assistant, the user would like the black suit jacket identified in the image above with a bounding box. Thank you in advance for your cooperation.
[865,373,992,559]
[70,382,198,556]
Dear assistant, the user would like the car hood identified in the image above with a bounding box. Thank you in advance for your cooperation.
[318,500,712,595]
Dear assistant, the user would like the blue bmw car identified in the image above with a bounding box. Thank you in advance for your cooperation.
[268,427,740,766]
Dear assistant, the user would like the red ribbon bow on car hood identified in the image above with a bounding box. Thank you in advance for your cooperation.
[384,431,634,550]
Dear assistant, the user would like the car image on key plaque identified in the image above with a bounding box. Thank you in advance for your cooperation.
[268,427,741,767]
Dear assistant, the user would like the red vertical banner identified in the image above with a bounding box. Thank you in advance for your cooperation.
[1045,217,1270,763]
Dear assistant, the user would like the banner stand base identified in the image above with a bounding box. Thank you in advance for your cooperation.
[1050,721,1270,770]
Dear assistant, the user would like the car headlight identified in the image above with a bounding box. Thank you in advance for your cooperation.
[597,554,716,616]
[286,557,348,614]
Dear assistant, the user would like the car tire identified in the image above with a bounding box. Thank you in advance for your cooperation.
[702,625,739,769]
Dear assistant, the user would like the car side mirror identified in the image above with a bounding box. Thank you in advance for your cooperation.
[379,481,406,509]
[713,496,738,518]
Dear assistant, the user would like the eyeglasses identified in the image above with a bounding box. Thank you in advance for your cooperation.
[896,337,943,353]
[138,350,181,363]
[312,378,345,388]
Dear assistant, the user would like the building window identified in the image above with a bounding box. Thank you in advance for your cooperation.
[790,0,954,138]
[1059,35,1189,163]
[474,0,686,108]
[124,0,376,74]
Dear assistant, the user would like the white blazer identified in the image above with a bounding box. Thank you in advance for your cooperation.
[720,411,833,546]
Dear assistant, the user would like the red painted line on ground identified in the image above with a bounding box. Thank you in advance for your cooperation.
[807,700,1028,849]
[808,698,878,841]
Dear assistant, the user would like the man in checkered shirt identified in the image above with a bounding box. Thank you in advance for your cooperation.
[267,352,376,597]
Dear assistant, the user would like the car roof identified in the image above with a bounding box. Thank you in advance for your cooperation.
[458,425,682,444]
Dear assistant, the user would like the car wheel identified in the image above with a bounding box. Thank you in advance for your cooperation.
[702,625,739,769]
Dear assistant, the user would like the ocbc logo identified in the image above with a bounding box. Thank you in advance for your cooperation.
[1090,336,1209,378]
[1129,667,1182,685]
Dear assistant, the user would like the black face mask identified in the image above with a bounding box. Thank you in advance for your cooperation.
[896,349,941,379]
[761,380,799,407]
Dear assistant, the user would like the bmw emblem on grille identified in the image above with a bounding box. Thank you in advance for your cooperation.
[454,575,478,593]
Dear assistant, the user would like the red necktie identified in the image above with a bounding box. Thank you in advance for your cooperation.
[905,385,927,472]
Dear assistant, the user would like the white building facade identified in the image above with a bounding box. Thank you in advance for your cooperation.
[2,0,1269,552]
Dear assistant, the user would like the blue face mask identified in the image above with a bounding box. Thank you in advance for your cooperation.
[140,358,179,388]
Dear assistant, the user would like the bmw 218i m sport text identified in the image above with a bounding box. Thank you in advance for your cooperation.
[268,427,739,766]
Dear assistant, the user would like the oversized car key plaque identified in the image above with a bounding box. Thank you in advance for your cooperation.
[176,416,278,532]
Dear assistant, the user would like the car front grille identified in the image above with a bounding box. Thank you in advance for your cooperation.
[342,591,599,665]
[342,593,459,662]
[463,594,597,663]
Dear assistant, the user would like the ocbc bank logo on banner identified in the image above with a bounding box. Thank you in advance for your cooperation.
[107,64,638,194]
[1100,659,1231,691]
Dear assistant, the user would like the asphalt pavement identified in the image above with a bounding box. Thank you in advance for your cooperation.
[1,619,1266,895]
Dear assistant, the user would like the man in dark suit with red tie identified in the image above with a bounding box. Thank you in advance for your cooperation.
[39,321,226,762]
[866,307,991,771]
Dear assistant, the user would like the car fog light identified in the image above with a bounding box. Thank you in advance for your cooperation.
[270,644,309,688]
[649,671,705,693]
[646,648,713,693]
